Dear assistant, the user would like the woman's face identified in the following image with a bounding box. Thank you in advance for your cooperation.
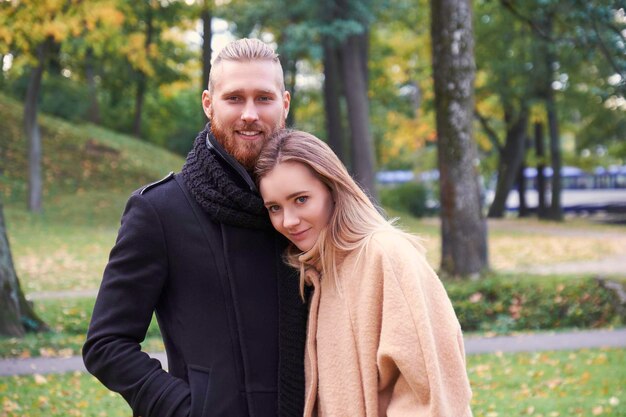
[260,161,334,252]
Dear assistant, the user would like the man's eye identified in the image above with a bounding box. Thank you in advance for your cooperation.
[258,96,271,102]
[226,96,240,102]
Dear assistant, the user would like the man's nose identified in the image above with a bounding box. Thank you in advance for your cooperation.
[241,100,259,123]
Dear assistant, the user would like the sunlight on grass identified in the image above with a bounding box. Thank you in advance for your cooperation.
[389,211,626,272]
[0,297,163,359]
[0,348,623,416]
[0,372,130,417]
[468,348,626,417]
[5,191,130,293]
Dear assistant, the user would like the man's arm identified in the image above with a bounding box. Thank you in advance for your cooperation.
[83,193,191,417]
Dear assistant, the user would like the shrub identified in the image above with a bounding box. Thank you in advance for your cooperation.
[380,182,432,217]
[445,276,624,333]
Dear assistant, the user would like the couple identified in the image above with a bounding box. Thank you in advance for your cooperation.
[83,38,473,417]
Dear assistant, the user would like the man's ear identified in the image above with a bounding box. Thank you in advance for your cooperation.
[201,90,212,119]
[283,90,291,117]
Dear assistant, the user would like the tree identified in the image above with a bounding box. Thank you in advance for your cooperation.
[121,1,189,138]
[0,0,123,211]
[483,105,529,218]
[201,0,213,92]
[331,0,377,198]
[0,201,48,337]
[473,0,535,218]
[497,0,626,220]
[431,0,488,277]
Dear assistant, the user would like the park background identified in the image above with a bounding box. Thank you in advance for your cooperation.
[0,0,625,416]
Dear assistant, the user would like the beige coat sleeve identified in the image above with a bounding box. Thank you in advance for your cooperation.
[374,237,473,417]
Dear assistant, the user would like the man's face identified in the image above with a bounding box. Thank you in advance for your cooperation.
[202,60,291,170]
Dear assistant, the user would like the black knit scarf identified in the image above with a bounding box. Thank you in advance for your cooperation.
[181,126,271,230]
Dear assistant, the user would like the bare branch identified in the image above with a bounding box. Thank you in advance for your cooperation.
[593,18,626,81]
[499,0,553,41]
[474,108,503,154]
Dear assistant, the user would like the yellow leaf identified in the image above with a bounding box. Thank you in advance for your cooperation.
[34,373,48,385]
[3,398,21,412]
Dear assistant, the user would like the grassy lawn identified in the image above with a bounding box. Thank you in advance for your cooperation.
[468,348,626,417]
[0,298,163,359]
[389,211,626,272]
[5,191,129,293]
[1,348,623,416]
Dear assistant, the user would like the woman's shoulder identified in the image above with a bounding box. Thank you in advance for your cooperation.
[366,228,426,258]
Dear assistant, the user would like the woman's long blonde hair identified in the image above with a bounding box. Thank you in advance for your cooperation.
[255,129,421,294]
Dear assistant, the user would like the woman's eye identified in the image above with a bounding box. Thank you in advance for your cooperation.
[296,196,308,204]
[267,205,280,213]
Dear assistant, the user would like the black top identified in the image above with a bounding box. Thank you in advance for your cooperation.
[83,126,307,417]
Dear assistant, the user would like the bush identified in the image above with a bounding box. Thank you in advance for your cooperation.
[445,276,624,333]
[380,182,432,217]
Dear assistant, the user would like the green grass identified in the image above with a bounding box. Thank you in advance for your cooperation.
[0,348,623,416]
[1,93,185,293]
[0,372,129,416]
[0,94,184,206]
[0,298,163,359]
[468,348,626,416]
[5,192,126,293]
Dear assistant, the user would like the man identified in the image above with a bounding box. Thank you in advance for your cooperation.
[83,38,307,417]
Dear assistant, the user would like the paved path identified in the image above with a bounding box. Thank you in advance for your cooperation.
[1,328,625,377]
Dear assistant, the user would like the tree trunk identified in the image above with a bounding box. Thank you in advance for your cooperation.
[534,121,548,218]
[431,0,488,278]
[488,106,528,218]
[24,41,47,213]
[536,14,563,221]
[339,32,377,200]
[133,75,147,138]
[201,1,212,92]
[546,86,563,220]
[517,152,530,217]
[132,4,154,138]
[0,201,48,337]
[85,48,101,124]
[284,57,297,127]
[0,53,4,89]
[323,37,345,163]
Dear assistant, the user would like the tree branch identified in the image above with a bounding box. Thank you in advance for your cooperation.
[593,18,626,81]
[474,108,503,155]
[499,0,553,41]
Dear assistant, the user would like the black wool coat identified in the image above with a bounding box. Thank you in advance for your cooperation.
[83,161,306,417]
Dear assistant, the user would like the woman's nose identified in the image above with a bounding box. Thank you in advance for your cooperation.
[283,209,300,229]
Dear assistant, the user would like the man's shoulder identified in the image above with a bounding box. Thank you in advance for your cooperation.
[128,172,186,209]
[138,171,176,196]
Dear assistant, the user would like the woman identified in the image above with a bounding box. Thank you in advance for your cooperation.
[255,129,473,417]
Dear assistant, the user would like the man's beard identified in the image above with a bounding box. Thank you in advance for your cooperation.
[210,112,285,170]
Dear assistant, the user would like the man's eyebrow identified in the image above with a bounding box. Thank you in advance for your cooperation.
[221,88,277,96]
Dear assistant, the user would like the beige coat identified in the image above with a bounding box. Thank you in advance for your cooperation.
[303,231,473,417]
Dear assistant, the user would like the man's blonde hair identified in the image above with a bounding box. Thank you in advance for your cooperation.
[208,38,284,94]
